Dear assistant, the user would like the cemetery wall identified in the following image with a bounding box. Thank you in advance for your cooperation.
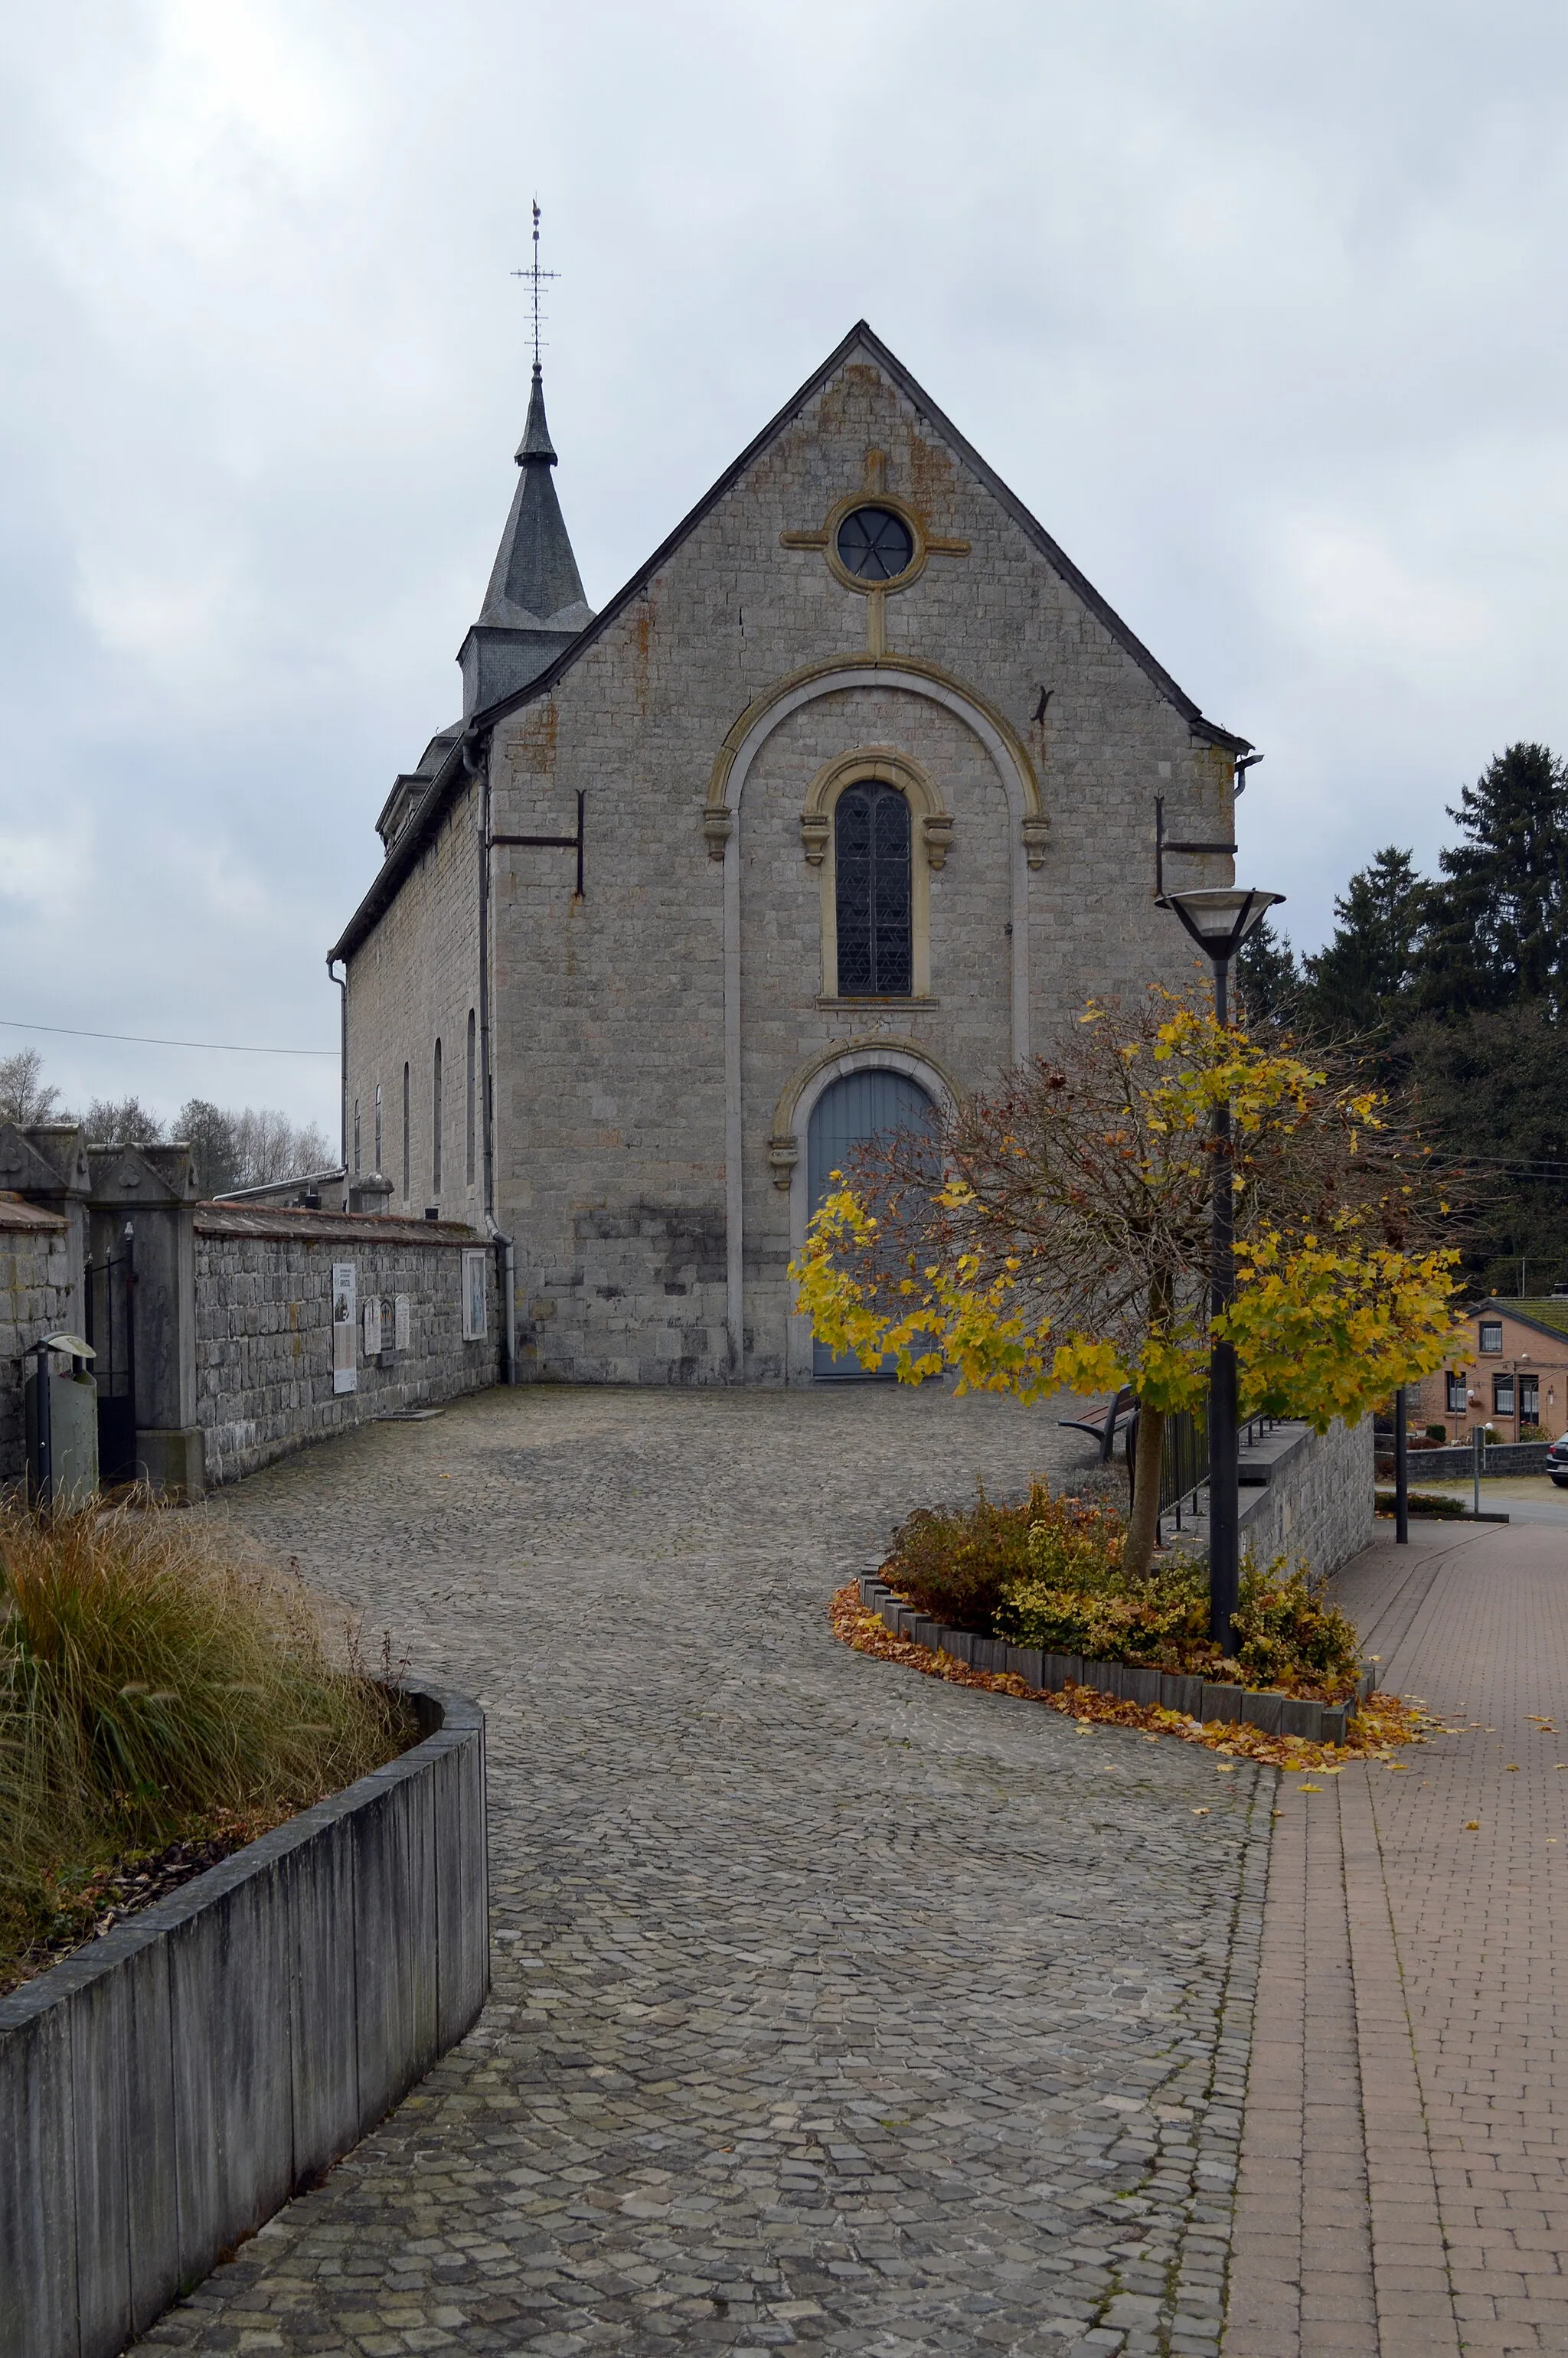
[0,1197,75,1484]
[193,1205,498,1485]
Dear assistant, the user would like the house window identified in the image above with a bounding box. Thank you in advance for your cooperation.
[374,1083,383,1173]
[352,1098,361,1175]
[1521,1375,1539,1422]
[1446,1373,1468,1414]
[1493,1373,1515,1416]
[433,1038,443,1194]
[466,1009,477,1186]
[835,780,912,996]
[402,1062,410,1198]
[1479,1319,1504,1354]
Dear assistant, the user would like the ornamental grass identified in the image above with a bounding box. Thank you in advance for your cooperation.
[880,1479,1364,1702]
[0,1494,414,1973]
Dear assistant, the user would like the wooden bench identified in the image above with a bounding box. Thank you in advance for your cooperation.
[1058,1384,1136,1465]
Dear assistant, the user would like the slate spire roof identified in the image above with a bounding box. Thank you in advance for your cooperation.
[478,362,592,632]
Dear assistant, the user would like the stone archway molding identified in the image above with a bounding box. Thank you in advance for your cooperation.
[712,655,1044,1372]
[767,1034,964,1190]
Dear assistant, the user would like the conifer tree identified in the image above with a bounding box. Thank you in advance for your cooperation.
[1417,743,1568,1017]
[1298,847,1426,1044]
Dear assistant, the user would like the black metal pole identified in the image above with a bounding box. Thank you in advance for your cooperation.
[33,1340,53,1514]
[1208,953,1240,1651]
[1394,1383,1409,1543]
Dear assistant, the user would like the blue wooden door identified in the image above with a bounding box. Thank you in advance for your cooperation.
[806,1068,936,1378]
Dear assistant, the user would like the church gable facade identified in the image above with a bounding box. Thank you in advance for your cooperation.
[333,323,1248,1386]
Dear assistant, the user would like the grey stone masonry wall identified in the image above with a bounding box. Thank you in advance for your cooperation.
[1240,1416,1376,1577]
[0,1197,74,1484]
[194,1207,498,1485]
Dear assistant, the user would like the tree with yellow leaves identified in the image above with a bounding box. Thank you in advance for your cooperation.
[791,991,1462,1579]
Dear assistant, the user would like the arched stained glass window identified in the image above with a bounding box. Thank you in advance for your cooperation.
[835,780,913,997]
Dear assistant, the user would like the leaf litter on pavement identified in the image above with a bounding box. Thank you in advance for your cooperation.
[830,1582,1442,1768]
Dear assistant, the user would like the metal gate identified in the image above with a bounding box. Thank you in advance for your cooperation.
[84,1226,137,1487]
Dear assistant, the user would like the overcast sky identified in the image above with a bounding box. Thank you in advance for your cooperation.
[3,0,1564,1139]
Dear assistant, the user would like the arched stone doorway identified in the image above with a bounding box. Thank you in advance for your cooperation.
[805,1066,936,1379]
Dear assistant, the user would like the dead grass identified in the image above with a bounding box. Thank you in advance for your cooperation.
[0,1494,416,1971]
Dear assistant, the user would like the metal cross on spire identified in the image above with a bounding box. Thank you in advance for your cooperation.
[510,199,557,370]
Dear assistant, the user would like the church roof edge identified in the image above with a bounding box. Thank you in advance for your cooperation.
[330,319,1250,964]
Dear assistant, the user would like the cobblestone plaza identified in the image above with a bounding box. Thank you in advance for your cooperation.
[141,1384,1264,2358]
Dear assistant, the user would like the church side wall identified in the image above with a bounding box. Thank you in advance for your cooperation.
[344,779,485,1233]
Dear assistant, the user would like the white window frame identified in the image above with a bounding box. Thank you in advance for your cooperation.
[461,1249,487,1341]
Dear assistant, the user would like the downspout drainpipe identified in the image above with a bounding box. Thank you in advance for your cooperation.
[326,956,348,1177]
[466,730,516,1384]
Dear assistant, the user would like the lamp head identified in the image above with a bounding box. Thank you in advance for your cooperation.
[1161,886,1285,962]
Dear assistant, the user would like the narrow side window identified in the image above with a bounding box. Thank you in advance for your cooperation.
[466,1009,477,1186]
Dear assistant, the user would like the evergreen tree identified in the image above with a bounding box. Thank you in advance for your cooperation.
[1235,915,1300,1026]
[1406,1002,1568,1287]
[1298,847,1426,1042]
[1418,743,1568,1017]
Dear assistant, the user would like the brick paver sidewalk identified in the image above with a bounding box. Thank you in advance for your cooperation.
[139,1384,1269,2358]
[1225,1521,1568,2356]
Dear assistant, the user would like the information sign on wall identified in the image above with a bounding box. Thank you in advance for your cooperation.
[332,1262,358,1394]
[461,1249,487,1342]
[394,1293,411,1353]
[363,1295,383,1357]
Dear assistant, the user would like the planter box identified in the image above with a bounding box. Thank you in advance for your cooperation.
[861,1573,1364,1746]
[0,1687,488,2358]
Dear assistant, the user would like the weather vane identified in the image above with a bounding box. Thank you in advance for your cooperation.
[510,199,557,369]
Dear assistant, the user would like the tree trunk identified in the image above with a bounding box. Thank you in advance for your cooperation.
[1125,1402,1166,1579]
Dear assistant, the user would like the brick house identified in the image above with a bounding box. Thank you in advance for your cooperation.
[1413,1298,1568,1442]
[330,322,1253,1384]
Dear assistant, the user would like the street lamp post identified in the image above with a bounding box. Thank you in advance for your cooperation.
[1160,885,1285,1651]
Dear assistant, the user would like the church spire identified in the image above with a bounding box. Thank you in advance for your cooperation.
[476,360,590,632]
[459,207,593,714]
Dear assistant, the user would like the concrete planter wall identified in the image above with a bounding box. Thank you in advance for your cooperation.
[0,1687,488,2358]
[860,1573,1372,1744]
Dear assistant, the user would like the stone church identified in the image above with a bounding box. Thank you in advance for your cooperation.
[330,322,1249,1384]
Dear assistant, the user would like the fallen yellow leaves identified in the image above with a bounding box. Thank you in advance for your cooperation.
[828,1585,1438,1765]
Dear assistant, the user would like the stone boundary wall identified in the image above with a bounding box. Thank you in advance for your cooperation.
[194,1206,499,1485]
[1240,1416,1375,1578]
[0,1198,73,1484]
[1386,1437,1557,1481]
[0,1687,488,2358]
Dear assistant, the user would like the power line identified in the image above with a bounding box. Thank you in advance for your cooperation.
[0,1017,337,1058]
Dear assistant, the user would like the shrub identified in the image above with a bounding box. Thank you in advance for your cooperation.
[996,1546,1210,1664]
[1375,1487,1469,1519]
[882,1481,1363,1695]
[1520,1423,1547,1443]
[880,1481,1063,1632]
[1425,1424,1449,1442]
[0,1496,414,1961]
[1230,1560,1361,1698]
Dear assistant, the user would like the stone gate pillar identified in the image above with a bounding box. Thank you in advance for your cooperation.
[87,1141,203,1500]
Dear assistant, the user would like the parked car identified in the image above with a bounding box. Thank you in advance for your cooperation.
[1549,1435,1568,1489]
